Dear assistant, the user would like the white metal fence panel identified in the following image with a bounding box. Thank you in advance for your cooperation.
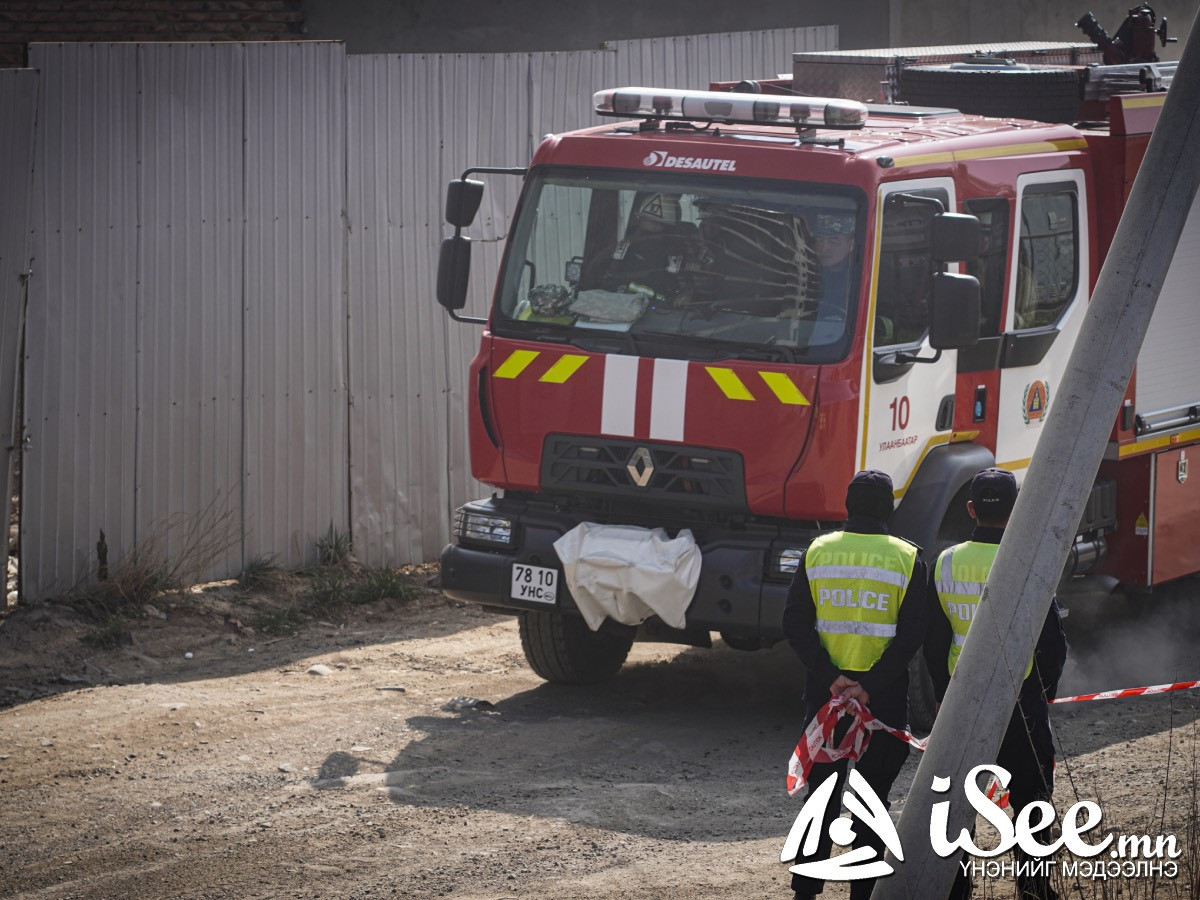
[348,54,456,566]
[0,68,38,600]
[607,26,837,88]
[136,43,245,582]
[26,44,140,598]
[24,42,348,598]
[346,52,529,566]
[242,42,349,568]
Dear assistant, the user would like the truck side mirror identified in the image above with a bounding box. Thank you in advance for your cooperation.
[445,178,485,228]
[437,235,472,311]
[930,272,981,349]
[931,212,982,261]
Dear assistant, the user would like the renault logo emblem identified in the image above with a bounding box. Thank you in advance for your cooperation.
[627,447,654,487]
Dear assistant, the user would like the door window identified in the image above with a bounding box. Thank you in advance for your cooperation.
[875,188,949,347]
[1014,185,1078,330]
[963,197,1010,337]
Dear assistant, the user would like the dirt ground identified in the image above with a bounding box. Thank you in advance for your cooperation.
[1,574,1199,899]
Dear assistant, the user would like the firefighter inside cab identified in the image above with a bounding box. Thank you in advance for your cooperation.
[808,210,857,324]
[599,191,697,298]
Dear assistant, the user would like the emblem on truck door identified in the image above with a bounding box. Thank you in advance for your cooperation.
[627,447,654,487]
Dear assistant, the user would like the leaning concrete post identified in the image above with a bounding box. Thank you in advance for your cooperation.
[875,16,1200,899]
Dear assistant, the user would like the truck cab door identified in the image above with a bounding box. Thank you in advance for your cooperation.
[860,178,959,498]
[995,170,1088,480]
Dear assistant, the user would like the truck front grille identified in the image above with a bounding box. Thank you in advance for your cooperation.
[540,435,747,510]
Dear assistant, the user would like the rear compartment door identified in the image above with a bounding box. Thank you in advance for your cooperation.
[1133,188,1200,429]
[860,178,959,498]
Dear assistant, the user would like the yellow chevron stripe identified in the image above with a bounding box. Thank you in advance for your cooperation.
[706,366,755,401]
[539,354,588,383]
[759,371,810,406]
[493,349,539,379]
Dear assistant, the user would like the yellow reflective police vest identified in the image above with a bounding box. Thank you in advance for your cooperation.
[805,531,918,672]
[935,540,1034,680]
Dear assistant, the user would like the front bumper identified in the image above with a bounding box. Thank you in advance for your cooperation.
[440,496,814,639]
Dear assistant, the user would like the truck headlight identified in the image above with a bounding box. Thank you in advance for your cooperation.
[454,508,515,547]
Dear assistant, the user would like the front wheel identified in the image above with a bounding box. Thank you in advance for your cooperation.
[518,610,635,684]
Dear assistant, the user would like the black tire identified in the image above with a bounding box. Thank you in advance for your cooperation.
[898,65,1081,124]
[518,610,634,684]
[908,653,937,737]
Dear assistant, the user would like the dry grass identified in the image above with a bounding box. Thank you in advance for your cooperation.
[66,498,239,645]
[64,511,418,643]
[964,716,1200,898]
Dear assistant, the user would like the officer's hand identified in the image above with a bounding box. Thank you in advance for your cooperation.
[842,684,871,707]
[830,675,858,697]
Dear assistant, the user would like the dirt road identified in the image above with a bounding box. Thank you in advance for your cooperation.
[1,582,1199,898]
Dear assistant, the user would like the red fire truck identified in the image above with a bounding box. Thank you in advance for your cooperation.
[434,9,1194,727]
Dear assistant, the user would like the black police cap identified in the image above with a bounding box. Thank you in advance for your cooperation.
[970,467,1018,514]
[845,469,895,519]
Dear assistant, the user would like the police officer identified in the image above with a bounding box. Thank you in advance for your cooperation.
[923,468,1068,900]
[782,469,927,900]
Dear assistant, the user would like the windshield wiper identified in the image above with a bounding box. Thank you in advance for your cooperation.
[566,330,643,355]
[637,330,800,363]
[732,343,799,363]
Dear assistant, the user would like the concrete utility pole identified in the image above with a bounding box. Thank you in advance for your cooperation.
[875,16,1200,900]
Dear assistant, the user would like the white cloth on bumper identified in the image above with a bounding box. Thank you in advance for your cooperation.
[552,523,701,631]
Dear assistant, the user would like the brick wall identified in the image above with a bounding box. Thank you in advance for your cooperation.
[0,0,306,69]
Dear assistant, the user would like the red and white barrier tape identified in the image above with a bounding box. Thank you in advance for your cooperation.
[1051,679,1200,704]
[787,679,1200,799]
[786,695,927,796]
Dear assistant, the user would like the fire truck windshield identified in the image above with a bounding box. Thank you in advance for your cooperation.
[494,169,863,362]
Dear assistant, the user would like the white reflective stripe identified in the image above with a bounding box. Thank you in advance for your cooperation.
[650,358,687,441]
[601,354,638,436]
[952,633,968,646]
[938,549,985,596]
[936,579,986,596]
[807,565,909,590]
[816,620,898,638]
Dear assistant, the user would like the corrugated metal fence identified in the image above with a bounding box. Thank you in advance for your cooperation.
[0,69,38,597]
[14,26,835,598]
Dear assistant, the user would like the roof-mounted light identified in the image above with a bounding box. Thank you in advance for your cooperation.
[593,86,868,130]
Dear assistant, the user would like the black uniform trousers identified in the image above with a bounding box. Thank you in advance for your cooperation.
[946,694,1057,900]
[791,679,911,900]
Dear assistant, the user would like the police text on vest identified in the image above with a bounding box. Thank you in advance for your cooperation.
[817,588,890,610]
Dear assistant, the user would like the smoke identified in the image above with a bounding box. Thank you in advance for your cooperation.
[1059,582,1200,696]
